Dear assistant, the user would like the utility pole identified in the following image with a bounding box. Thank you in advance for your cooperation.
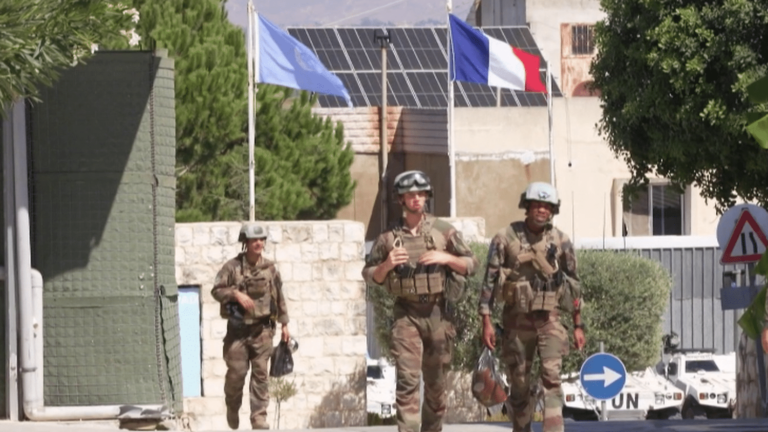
[374,29,391,231]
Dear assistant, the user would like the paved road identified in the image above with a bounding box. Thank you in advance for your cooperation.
[3,419,768,432]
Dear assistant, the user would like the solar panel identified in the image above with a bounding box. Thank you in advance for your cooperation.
[286,25,562,108]
[460,81,497,107]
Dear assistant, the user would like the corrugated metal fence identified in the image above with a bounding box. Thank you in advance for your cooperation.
[578,236,752,355]
[366,236,753,359]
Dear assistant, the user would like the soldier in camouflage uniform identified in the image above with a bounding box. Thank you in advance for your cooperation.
[479,182,586,432]
[212,223,290,430]
[363,170,479,432]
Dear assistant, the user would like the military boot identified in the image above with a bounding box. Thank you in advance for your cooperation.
[251,418,269,430]
[226,407,239,430]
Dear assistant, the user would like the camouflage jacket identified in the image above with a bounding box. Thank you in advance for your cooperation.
[211,253,289,324]
[479,221,579,316]
[362,214,479,286]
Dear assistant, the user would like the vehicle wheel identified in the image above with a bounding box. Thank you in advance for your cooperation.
[681,398,707,420]
[705,409,731,419]
[656,407,682,420]
[667,410,682,420]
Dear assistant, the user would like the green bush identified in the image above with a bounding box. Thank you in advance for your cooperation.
[367,245,672,374]
[561,250,672,374]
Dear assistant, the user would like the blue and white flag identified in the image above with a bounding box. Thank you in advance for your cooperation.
[258,13,352,106]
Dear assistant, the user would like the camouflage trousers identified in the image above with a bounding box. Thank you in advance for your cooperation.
[500,309,569,432]
[390,299,456,432]
[223,320,275,429]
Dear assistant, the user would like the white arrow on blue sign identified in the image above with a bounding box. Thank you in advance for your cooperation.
[579,353,627,400]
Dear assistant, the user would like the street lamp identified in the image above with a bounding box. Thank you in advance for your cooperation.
[373,29,392,230]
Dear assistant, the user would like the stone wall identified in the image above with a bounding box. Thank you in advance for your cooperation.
[736,331,768,418]
[176,221,367,430]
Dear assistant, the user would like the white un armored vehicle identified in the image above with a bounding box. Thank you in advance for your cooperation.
[657,333,736,419]
[561,366,684,420]
[366,356,396,419]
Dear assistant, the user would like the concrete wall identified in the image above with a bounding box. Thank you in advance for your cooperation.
[318,100,722,242]
[176,221,367,431]
[453,98,722,238]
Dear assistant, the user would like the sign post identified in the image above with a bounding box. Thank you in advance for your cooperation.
[717,204,768,416]
[580,348,627,421]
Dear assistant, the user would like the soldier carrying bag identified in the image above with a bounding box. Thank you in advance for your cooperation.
[472,347,508,413]
[269,340,294,377]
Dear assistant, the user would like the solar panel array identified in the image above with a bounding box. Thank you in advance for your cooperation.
[287,26,562,108]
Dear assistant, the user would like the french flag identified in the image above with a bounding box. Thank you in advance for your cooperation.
[449,14,547,93]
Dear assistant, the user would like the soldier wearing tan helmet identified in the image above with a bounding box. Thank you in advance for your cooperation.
[211,222,290,430]
[478,182,585,432]
[362,170,479,432]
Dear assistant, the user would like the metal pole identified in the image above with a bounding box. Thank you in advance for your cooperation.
[599,341,607,421]
[247,0,256,221]
[380,37,389,231]
[546,63,555,187]
[3,103,19,421]
[447,0,456,217]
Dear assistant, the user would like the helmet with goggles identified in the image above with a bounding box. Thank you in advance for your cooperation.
[393,170,432,196]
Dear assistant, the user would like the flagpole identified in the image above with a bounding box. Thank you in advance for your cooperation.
[247,0,256,221]
[546,62,555,187]
[447,0,456,217]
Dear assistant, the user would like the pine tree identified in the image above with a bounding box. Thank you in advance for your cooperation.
[132,0,356,221]
[131,0,247,220]
[224,86,357,221]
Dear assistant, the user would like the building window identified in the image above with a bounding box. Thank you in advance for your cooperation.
[571,24,595,56]
[622,183,686,236]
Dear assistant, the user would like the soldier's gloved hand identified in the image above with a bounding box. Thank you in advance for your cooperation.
[234,290,255,312]
[386,247,409,271]
[481,316,496,350]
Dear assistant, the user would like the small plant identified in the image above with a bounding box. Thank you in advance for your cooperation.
[269,376,298,429]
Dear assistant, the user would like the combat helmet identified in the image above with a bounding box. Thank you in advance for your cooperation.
[518,182,560,215]
[238,222,268,242]
[393,170,432,196]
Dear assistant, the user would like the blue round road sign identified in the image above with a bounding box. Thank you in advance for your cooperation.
[579,353,627,400]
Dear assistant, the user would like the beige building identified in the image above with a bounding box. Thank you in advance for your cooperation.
[319,99,721,241]
[316,0,722,241]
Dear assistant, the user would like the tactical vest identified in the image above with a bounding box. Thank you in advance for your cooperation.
[384,219,447,298]
[219,255,275,321]
[499,222,565,313]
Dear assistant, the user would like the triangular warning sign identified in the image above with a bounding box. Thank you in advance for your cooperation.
[721,210,768,264]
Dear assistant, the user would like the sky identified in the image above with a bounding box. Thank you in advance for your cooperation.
[224,0,476,29]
